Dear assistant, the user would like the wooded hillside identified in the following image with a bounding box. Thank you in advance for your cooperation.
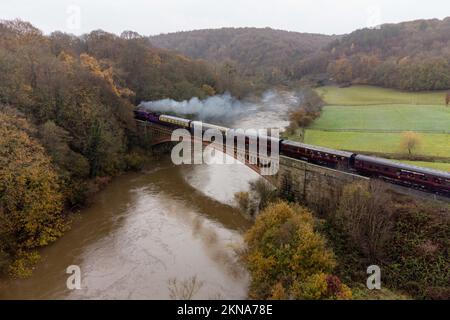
[149,19,450,91]
[149,27,337,84]
[300,18,450,90]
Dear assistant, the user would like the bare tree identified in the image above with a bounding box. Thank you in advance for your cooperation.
[401,131,422,156]
[337,181,394,260]
[168,276,204,300]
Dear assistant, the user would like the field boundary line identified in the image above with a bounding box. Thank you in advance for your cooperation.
[308,128,450,134]
[326,103,447,107]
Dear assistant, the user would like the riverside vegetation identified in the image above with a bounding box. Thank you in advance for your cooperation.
[235,178,449,300]
[0,19,245,277]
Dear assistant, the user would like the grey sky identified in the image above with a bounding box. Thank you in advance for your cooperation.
[1,0,449,36]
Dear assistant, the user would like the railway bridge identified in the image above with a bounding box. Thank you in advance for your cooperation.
[135,119,371,209]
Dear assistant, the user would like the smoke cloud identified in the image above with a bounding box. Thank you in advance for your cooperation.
[139,92,245,123]
[138,90,303,126]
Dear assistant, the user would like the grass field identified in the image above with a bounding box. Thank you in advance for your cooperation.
[315,85,446,106]
[295,85,450,172]
[304,130,450,157]
[311,105,450,132]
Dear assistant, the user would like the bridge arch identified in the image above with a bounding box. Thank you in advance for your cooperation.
[135,120,279,178]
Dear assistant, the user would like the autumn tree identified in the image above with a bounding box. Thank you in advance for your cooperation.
[0,109,64,277]
[201,84,216,96]
[287,88,324,139]
[401,131,423,156]
[241,201,352,300]
[327,57,353,84]
[290,109,315,128]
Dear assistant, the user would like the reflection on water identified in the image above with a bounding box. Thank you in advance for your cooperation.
[1,159,251,300]
[0,89,295,300]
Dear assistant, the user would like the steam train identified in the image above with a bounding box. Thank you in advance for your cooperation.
[134,110,450,196]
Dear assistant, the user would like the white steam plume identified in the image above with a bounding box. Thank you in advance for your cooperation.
[138,90,303,126]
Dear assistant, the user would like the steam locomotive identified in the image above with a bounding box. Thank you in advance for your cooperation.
[134,110,450,196]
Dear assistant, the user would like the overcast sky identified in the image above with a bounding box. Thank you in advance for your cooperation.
[1,0,449,36]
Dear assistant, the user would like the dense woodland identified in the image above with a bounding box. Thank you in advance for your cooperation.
[238,179,450,300]
[151,18,450,91]
[0,19,231,276]
[149,27,337,85]
[322,18,450,90]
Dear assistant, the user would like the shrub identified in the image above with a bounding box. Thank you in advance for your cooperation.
[241,201,351,299]
[383,201,450,299]
[8,250,40,278]
[234,178,277,217]
[234,192,253,216]
[291,273,352,300]
[124,150,145,171]
[324,181,449,299]
[336,182,394,260]
[287,88,324,134]
[248,179,276,211]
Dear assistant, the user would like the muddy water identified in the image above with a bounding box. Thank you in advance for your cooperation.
[0,90,296,300]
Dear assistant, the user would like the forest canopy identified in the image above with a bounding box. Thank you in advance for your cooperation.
[304,18,450,90]
[149,27,338,85]
[0,19,232,275]
[149,18,450,91]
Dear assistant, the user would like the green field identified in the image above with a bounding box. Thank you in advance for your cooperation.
[295,85,450,172]
[315,85,446,106]
[304,130,450,157]
[311,105,450,132]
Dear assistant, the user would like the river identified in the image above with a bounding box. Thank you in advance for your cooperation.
[0,90,295,300]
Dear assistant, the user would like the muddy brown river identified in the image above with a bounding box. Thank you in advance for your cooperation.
[0,90,294,299]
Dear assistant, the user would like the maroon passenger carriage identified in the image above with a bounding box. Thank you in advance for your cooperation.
[280,140,354,169]
[354,155,450,195]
